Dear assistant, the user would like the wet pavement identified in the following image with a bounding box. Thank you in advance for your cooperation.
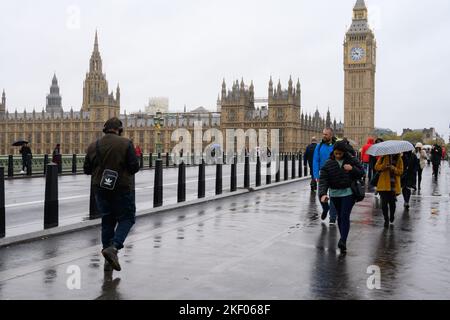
[0,163,449,300]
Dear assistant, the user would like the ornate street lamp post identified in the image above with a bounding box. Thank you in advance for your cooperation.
[154,111,163,154]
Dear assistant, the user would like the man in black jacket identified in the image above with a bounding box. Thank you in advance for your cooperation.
[304,137,318,191]
[84,117,140,272]
[430,144,442,182]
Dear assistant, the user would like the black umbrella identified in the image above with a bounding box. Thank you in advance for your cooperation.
[12,140,29,147]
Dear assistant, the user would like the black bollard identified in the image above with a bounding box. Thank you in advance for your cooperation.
[215,163,222,195]
[177,161,186,203]
[304,163,308,177]
[230,157,237,192]
[198,159,205,198]
[8,155,13,177]
[149,153,153,168]
[298,153,303,178]
[44,164,58,229]
[72,154,77,174]
[256,155,261,187]
[266,160,271,185]
[275,154,281,183]
[26,153,32,176]
[284,154,289,181]
[140,154,144,169]
[244,155,250,188]
[292,154,296,179]
[166,152,170,167]
[0,167,5,238]
[154,159,163,207]
[89,181,101,220]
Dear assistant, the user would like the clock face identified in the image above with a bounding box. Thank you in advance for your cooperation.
[350,47,365,61]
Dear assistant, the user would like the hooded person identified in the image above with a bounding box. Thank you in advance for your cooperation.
[319,140,365,253]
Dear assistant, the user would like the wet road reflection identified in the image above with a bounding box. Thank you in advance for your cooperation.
[0,165,448,299]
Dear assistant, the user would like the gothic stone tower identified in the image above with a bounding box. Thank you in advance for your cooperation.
[220,78,255,128]
[0,89,5,116]
[344,0,376,147]
[82,31,120,121]
[268,77,301,152]
[46,74,63,114]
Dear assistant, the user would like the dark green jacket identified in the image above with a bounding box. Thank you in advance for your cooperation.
[83,133,140,193]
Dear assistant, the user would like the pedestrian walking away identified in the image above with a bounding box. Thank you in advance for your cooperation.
[19,142,32,174]
[401,151,418,210]
[304,137,318,191]
[414,143,427,191]
[375,154,404,228]
[430,144,442,182]
[319,141,364,253]
[135,144,143,158]
[83,117,140,272]
[361,137,375,183]
[368,138,384,192]
[52,144,62,166]
[313,127,338,224]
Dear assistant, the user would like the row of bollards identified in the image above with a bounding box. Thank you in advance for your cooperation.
[0,152,309,238]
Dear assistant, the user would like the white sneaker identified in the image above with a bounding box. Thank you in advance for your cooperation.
[20,170,25,174]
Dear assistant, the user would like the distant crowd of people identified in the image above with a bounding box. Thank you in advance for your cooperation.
[303,128,447,254]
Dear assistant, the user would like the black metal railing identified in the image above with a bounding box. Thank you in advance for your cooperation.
[0,152,311,238]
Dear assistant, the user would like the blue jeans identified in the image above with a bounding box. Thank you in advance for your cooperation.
[331,195,355,244]
[95,189,136,250]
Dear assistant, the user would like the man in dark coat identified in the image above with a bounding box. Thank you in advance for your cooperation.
[430,144,442,181]
[19,143,32,174]
[402,151,418,209]
[304,137,318,191]
[84,117,140,272]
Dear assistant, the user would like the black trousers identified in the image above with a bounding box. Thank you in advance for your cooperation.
[432,163,440,180]
[402,187,411,204]
[379,191,397,221]
[417,167,423,189]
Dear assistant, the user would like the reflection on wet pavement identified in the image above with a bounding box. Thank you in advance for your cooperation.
[0,164,449,299]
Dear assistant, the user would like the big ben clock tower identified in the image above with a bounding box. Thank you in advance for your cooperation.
[344,0,376,147]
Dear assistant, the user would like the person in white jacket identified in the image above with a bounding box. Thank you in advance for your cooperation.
[415,143,428,191]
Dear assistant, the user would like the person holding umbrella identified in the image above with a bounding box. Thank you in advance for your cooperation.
[19,142,32,174]
[369,141,412,227]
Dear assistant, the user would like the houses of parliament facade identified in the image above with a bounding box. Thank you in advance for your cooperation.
[0,0,375,156]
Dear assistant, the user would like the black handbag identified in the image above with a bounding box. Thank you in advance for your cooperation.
[96,140,119,191]
[351,178,365,202]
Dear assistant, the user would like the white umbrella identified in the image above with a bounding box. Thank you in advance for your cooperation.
[366,140,414,156]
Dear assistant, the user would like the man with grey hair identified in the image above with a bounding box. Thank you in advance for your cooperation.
[304,136,318,191]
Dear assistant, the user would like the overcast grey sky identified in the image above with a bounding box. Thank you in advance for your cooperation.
[0,0,449,138]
